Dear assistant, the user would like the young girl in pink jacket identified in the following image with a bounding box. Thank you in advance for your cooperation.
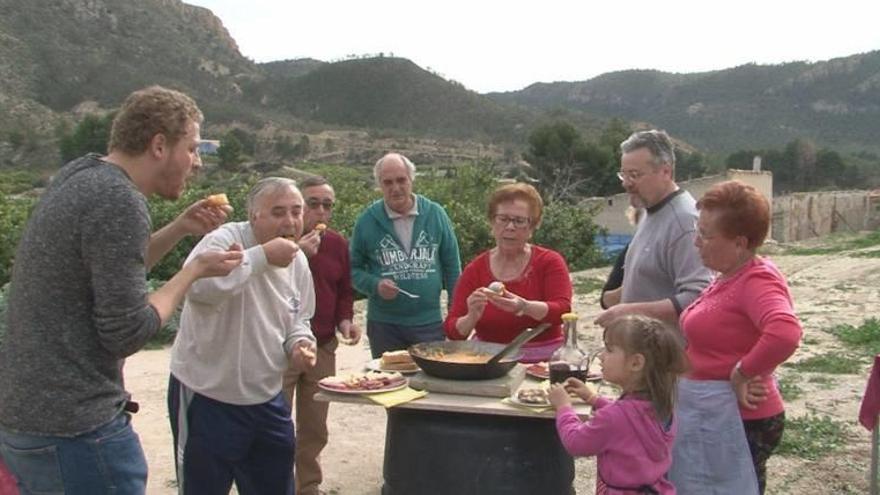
[549,315,687,494]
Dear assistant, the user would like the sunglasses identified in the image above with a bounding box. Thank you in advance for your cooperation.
[306,198,334,210]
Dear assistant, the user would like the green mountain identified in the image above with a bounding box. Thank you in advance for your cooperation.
[490,52,880,153]
[3,0,877,169]
[251,56,535,141]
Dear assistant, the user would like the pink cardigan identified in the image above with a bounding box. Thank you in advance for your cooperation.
[556,396,676,494]
[680,257,801,420]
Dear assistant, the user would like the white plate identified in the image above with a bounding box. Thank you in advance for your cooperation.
[318,378,409,395]
[365,358,420,374]
[508,394,552,408]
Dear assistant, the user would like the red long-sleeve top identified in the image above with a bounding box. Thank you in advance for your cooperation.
[309,229,355,344]
[443,245,572,344]
[680,257,801,420]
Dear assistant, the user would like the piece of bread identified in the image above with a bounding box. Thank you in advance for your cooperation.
[314,223,328,234]
[487,281,506,296]
[381,350,414,367]
[205,193,229,207]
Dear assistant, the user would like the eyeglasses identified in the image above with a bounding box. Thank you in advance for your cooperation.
[493,214,531,229]
[693,220,716,241]
[306,198,334,210]
[617,169,649,182]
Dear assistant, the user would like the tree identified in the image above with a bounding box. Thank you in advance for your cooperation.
[59,113,114,163]
[676,151,707,180]
[228,128,257,156]
[217,132,244,170]
[787,139,817,191]
[293,135,311,158]
[725,141,865,193]
[524,120,629,202]
[525,121,588,202]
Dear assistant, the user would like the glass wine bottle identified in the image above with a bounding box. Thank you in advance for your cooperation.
[548,313,589,384]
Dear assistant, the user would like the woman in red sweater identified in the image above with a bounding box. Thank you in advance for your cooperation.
[670,180,801,494]
[443,183,572,362]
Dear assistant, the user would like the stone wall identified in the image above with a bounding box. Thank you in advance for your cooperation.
[772,190,878,242]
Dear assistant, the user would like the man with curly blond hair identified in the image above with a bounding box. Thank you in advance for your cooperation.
[0,86,243,494]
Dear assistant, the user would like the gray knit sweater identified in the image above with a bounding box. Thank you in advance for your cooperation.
[0,154,161,436]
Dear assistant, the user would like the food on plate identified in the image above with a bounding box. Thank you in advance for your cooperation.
[526,362,550,379]
[516,387,550,405]
[320,371,405,391]
[486,281,506,296]
[204,193,229,207]
[381,350,417,370]
[314,223,328,234]
[414,348,496,364]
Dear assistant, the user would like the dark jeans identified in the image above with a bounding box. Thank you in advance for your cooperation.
[743,411,786,495]
[367,320,445,358]
[0,412,147,495]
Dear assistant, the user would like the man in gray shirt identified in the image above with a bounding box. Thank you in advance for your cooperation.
[0,86,243,494]
[594,130,711,328]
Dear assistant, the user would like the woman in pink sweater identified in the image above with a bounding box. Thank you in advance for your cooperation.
[549,315,687,494]
[671,180,801,494]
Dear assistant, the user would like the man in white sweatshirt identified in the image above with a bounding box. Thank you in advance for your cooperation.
[168,177,318,495]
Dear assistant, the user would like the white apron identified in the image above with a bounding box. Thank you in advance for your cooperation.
[668,378,759,495]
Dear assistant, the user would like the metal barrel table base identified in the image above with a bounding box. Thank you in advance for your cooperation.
[381,407,576,495]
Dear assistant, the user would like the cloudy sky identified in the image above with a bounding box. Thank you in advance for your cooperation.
[186,0,880,93]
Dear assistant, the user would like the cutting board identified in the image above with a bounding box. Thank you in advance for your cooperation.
[408,365,526,398]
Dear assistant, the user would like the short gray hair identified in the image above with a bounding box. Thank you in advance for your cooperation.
[247,177,300,217]
[373,153,416,187]
[620,130,676,172]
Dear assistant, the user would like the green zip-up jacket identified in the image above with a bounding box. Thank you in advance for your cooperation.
[350,195,461,326]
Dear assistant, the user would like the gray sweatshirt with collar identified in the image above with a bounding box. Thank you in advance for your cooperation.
[622,189,712,321]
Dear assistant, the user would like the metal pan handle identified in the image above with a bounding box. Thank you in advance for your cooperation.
[487,323,552,365]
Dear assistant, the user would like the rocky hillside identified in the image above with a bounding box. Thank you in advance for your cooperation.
[0,0,255,109]
[0,0,559,168]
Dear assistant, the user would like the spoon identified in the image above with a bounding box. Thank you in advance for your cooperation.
[397,288,420,299]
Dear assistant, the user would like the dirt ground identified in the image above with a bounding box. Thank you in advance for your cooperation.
[126,245,879,494]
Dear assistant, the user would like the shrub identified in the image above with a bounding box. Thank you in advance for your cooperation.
[777,415,848,460]
[0,193,37,286]
[144,279,181,349]
[0,283,8,348]
[783,353,863,374]
[147,173,259,282]
[827,318,880,355]
[309,163,603,270]
[0,162,604,336]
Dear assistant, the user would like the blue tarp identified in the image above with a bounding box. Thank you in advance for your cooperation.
[594,234,633,259]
